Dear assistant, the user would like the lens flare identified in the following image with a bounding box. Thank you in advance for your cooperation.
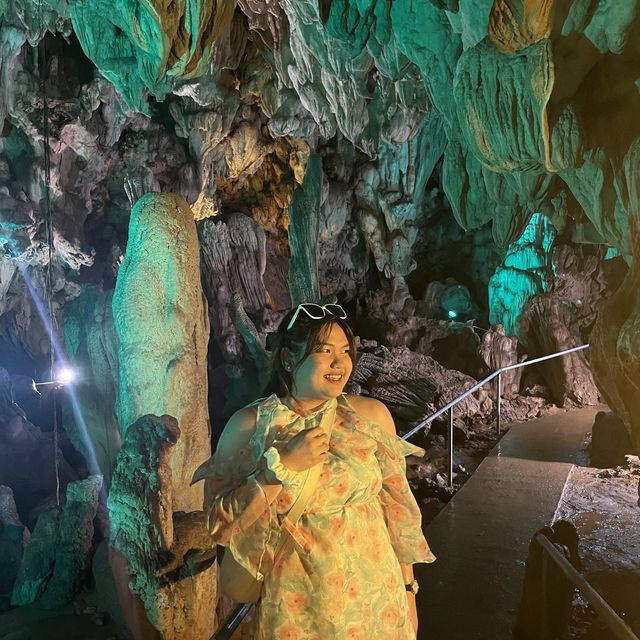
[3,238,104,484]
[54,363,76,385]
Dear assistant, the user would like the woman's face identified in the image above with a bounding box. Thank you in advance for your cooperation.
[289,323,353,401]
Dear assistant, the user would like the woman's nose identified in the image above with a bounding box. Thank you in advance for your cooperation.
[330,354,348,367]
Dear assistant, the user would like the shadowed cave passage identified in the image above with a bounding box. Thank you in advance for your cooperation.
[1,1,639,639]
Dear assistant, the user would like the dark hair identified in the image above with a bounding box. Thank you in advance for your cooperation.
[262,310,356,397]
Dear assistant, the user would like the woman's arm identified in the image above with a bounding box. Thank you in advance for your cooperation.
[195,406,284,544]
[347,395,419,630]
[213,406,283,501]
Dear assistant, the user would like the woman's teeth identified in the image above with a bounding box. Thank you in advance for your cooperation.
[325,374,342,382]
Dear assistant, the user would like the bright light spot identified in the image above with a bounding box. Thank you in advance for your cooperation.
[54,363,77,385]
[447,310,457,319]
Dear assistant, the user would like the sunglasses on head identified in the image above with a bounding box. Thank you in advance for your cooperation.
[286,303,347,331]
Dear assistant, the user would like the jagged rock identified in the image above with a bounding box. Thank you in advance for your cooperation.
[0,486,28,605]
[108,415,180,587]
[10,506,60,607]
[590,411,635,469]
[108,414,216,640]
[352,345,493,432]
[517,241,621,407]
[479,325,522,399]
[519,294,598,407]
[199,213,269,361]
[112,192,210,514]
[39,475,103,609]
[499,395,550,424]
[11,475,103,608]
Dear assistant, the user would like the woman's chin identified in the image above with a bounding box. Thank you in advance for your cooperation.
[321,382,346,397]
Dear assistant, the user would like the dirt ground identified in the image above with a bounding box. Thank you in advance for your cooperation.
[555,460,640,639]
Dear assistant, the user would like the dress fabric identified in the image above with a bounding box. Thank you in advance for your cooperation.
[193,394,436,640]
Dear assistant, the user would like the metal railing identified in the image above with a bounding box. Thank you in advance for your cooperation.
[536,534,639,640]
[401,344,591,487]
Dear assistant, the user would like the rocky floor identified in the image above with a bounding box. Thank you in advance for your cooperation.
[557,459,640,639]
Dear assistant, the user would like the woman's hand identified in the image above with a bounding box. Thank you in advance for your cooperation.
[279,427,329,472]
[407,593,418,634]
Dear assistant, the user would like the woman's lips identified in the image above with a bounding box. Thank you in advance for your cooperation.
[324,374,344,384]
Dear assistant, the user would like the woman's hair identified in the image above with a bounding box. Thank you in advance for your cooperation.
[262,309,356,397]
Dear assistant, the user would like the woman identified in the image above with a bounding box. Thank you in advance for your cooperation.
[193,303,436,639]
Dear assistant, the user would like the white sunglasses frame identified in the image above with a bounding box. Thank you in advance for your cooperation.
[286,303,347,331]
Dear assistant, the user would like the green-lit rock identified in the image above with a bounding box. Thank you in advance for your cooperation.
[113,192,210,514]
[489,213,556,336]
[455,38,553,172]
[10,508,60,607]
[108,413,216,640]
[63,285,120,485]
[39,475,103,608]
[288,153,322,305]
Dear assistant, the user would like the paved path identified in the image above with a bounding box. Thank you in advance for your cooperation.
[414,405,606,640]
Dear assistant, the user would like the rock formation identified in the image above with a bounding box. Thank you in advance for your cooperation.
[108,413,216,640]
[113,193,210,513]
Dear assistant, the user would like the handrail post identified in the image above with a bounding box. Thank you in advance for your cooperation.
[535,534,639,640]
[496,371,502,435]
[448,408,454,489]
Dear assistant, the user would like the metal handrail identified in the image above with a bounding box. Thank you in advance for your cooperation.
[401,344,591,486]
[536,534,639,640]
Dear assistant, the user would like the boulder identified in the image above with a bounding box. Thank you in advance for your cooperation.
[590,411,635,469]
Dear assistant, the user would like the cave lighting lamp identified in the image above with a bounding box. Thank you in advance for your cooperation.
[36,363,78,387]
[54,363,77,385]
[447,310,457,319]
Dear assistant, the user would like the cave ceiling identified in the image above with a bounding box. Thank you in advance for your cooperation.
[0,0,639,363]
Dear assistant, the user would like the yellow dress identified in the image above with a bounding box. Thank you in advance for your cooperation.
[193,394,436,640]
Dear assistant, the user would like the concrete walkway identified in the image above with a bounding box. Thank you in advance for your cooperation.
[415,405,606,640]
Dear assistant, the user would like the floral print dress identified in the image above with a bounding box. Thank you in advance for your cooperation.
[193,394,436,640]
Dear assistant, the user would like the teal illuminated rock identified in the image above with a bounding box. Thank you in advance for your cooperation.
[489,213,556,336]
[112,192,210,514]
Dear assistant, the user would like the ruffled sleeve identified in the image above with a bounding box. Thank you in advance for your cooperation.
[348,403,436,565]
[191,396,285,579]
[375,433,436,564]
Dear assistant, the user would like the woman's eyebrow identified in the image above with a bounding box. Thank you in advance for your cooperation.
[317,342,351,348]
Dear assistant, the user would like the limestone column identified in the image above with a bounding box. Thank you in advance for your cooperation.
[113,192,211,513]
[111,193,215,640]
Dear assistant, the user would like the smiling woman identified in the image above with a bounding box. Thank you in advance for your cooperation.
[192,304,436,640]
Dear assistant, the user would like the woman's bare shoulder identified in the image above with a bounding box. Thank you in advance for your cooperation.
[216,405,259,455]
[344,394,397,437]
